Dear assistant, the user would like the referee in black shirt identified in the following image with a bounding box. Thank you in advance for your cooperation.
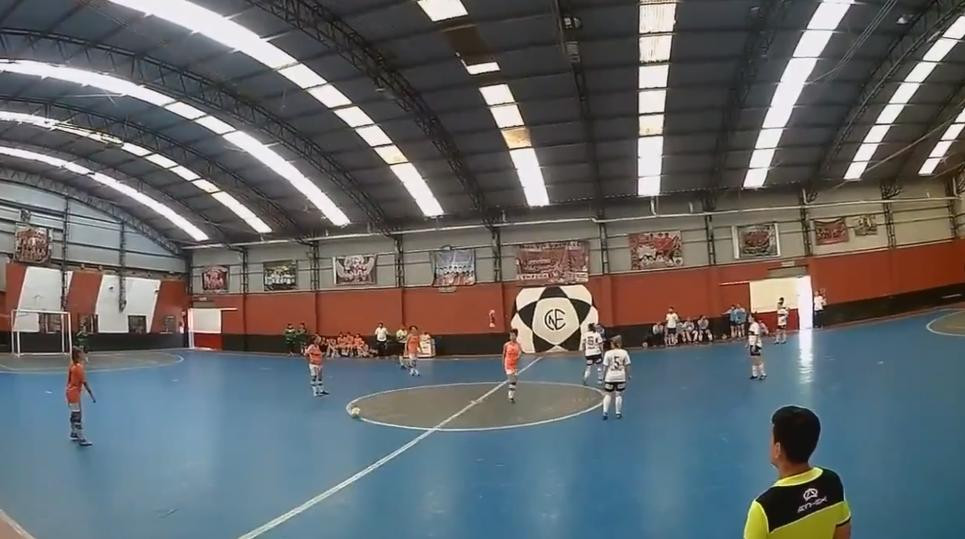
[744,406,852,539]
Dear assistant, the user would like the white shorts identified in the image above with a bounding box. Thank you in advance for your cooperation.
[505,367,518,376]
[68,402,81,413]
[309,364,321,377]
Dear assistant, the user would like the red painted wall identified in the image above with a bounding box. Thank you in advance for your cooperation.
[193,239,965,336]
[65,271,102,328]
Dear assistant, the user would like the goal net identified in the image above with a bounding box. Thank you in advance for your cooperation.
[11,309,72,357]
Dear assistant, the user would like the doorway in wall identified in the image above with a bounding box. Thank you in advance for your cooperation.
[748,275,814,330]
[187,307,235,350]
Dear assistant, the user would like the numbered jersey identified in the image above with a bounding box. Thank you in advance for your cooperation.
[602,349,631,383]
[748,322,762,348]
[777,307,789,327]
[583,332,603,356]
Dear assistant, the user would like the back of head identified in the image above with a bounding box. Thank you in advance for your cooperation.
[772,406,821,464]
[71,346,84,363]
[610,335,623,349]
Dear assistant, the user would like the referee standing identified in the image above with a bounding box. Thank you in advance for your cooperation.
[743,406,851,539]
[374,322,388,357]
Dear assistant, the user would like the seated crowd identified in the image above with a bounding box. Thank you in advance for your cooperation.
[325,333,371,358]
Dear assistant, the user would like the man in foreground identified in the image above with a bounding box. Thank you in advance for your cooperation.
[66,347,95,447]
[744,406,851,539]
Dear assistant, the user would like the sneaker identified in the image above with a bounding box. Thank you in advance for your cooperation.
[616,413,623,419]
[77,440,93,447]
[69,433,79,441]
[759,374,767,381]
[602,414,608,421]
[750,375,758,380]
[320,390,330,395]
[509,396,515,403]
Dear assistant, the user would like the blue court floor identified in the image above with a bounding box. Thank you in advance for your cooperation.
[1,309,964,538]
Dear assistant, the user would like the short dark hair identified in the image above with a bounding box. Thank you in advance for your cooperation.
[586,323,595,331]
[71,347,84,362]
[772,406,821,463]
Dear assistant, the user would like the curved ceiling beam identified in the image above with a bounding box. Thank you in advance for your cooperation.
[0,29,392,233]
[706,0,791,202]
[0,107,274,236]
[245,0,493,226]
[0,166,182,255]
[0,142,218,241]
[893,83,965,182]
[0,96,297,235]
[105,0,447,220]
[813,0,965,186]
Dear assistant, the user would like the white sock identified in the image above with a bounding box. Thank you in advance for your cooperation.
[602,393,611,415]
[508,388,515,400]
[759,363,766,377]
[583,366,591,382]
[597,366,603,380]
[615,394,623,415]
[751,365,759,377]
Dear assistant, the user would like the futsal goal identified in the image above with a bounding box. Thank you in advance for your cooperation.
[10,309,72,357]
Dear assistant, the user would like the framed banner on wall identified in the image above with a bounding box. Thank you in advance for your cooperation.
[629,231,684,269]
[14,224,51,264]
[263,260,297,291]
[733,223,781,259]
[432,248,476,287]
[515,241,589,285]
[201,266,229,293]
[334,254,377,286]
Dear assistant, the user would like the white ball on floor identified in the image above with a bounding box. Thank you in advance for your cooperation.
[350,407,361,419]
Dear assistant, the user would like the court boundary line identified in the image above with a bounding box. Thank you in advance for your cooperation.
[0,510,35,539]
[236,355,543,539]
[345,381,605,432]
[925,310,965,337]
[0,352,185,376]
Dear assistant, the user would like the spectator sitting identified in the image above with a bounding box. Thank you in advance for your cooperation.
[696,316,713,343]
[353,334,370,357]
[324,337,338,358]
[680,318,695,344]
[647,321,665,348]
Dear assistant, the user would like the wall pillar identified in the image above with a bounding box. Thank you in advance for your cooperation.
[598,222,609,274]
[60,199,69,310]
[883,203,897,248]
[704,214,717,265]
[118,221,127,311]
[799,191,813,257]
[240,247,249,350]
[491,228,502,282]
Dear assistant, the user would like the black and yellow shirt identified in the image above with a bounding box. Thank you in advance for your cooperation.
[744,467,851,539]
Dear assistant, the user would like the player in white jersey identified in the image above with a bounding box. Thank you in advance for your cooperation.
[665,307,680,346]
[775,298,789,344]
[581,323,604,385]
[747,314,766,381]
[601,335,631,420]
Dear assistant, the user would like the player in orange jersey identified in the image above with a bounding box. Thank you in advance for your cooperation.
[503,329,522,403]
[66,347,95,446]
[406,325,421,376]
[305,335,328,397]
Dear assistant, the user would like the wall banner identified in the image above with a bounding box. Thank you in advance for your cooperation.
[263,260,297,291]
[333,254,377,286]
[14,225,51,264]
[629,231,684,269]
[201,266,229,293]
[734,223,780,259]
[814,218,849,245]
[515,241,589,285]
[853,214,879,236]
[432,248,476,287]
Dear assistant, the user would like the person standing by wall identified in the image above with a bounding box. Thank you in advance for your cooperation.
[374,322,388,358]
[395,326,408,368]
[66,347,95,447]
[283,323,297,356]
[735,304,748,338]
[775,299,789,344]
[743,406,851,539]
[665,307,680,346]
[813,290,827,328]
[296,322,308,353]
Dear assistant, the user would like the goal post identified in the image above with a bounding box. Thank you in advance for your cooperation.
[11,309,72,357]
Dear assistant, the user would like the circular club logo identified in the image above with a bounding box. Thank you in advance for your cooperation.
[511,285,598,353]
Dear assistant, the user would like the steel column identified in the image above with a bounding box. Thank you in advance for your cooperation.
[704,214,717,266]
[118,221,127,311]
[60,197,69,310]
[799,191,813,257]
[492,228,503,283]
[395,236,405,288]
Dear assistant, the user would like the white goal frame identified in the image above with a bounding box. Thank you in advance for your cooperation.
[10,309,72,357]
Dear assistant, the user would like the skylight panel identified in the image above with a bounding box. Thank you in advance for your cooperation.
[417,0,468,22]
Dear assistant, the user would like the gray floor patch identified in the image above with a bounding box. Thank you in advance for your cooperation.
[927,311,965,336]
[349,382,604,431]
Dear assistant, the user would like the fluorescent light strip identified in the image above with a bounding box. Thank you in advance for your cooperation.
[0,144,207,240]
[462,60,500,75]
[918,115,965,175]
[744,1,853,188]
[636,2,676,196]
[106,0,444,218]
[0,109,270,233]
[848,15,965,180]
[0,58,347,225]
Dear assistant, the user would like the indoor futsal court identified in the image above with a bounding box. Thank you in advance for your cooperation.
[3,0,965,538]
[1,310,964,538]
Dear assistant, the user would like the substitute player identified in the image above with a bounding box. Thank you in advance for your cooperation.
[405,325,421,376]
[503,329,522,403]
[601,335,630,420]
[581,323,604,385]
[775,298,789,344]
[305,335,328,397]
[66,347,95,446]
[748,314,767,381]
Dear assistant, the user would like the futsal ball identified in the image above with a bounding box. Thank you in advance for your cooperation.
[511,285,598,353]
[350,407,361,419]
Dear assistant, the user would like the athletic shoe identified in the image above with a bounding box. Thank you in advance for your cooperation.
[69,434,79,441]
[759,374,767,381]
[509,397,515,403]
[750,375,759,380]
[320,390,330,395]
[602,414,608,421]
[616,413,622,419]
[77,440,92,447]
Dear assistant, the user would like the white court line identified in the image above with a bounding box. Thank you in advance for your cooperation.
[237,355,544,539]
[0,510,36,539]
[0,353,185,375]
[925,310,965,337]
[346,381,604,433]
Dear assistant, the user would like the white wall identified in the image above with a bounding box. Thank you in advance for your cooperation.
[188,178,962,292]
[95,274,161,333]
[0,181,184,273]
[10,266,73,332]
